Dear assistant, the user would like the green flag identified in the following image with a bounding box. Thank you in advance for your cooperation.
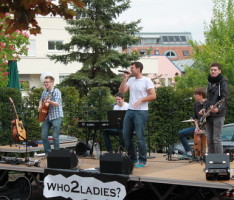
[7,61,20,91]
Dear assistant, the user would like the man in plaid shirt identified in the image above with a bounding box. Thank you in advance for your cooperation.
[38,75,63,155]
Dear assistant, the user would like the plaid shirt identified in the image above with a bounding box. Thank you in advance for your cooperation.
[40,87,63,120]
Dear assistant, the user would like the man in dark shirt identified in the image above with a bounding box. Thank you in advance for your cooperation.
[178,88,206,160]
[199,63,228,153]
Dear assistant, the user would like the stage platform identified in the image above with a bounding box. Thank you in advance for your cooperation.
[0,153,233,190]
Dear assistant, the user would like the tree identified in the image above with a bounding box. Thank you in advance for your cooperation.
[175,67,207,89]
[0,0,84,35]
[190,0,234,85]
[49,0,141,96]
[0,14,29,87]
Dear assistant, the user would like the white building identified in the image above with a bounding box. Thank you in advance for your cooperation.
[18,17,82,88]
[18,16,181,89]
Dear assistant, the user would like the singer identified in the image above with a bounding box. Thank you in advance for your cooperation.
[119,62,156,168]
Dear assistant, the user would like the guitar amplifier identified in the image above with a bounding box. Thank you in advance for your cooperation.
[100,153,134,174]
[205,153,230,180]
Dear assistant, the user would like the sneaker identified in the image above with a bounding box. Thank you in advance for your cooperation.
[135,162,147,168]
[178,154,192,160]
[134,160,139,166]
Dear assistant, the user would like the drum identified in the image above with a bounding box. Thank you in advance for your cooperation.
[193,133,206,157]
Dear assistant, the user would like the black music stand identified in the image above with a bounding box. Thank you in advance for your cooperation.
[107,110,127,153]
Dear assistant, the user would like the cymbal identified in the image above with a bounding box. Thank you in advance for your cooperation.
[181,119,194,122]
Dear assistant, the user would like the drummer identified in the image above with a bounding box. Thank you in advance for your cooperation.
[178,88,206,160]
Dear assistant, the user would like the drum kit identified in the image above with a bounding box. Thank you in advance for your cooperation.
[181,118,206,160]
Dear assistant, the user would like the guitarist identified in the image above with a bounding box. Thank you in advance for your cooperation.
[38,75,63,155]
[199,63,228,154]
[178,88,206,160]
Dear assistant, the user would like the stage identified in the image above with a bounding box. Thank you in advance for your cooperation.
[0,153,233,190]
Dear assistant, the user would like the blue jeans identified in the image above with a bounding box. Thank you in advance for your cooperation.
[103,129,125,152]
[123,110,148,164]
[41,117,62,155]
[178,127,195,152]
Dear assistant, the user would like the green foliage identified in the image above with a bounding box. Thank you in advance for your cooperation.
[59,87,81,137]
[175,67,207,89]
[148,87,195,152]
[0,14,29,87]
[0,87,22,145]
[190,0,234,85]
[49,0,141,96]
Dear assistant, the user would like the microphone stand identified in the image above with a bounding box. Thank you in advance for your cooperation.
[17,134,30,163]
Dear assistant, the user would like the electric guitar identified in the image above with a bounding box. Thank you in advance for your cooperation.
[199,99,225,128]
[38,93,52,122]
[0,176,31,200]
[9,98,27,141]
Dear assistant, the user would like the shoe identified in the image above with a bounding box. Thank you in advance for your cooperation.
[135,162,147,168]
[178,154,192,160]
[134,160,139,166]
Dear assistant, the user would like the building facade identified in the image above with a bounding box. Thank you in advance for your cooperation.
[127,32,193,61]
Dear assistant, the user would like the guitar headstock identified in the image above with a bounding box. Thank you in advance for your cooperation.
[9,97,14,103]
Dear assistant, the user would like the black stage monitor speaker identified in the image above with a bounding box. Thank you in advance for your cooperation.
[76,141,87,156]
[100,153,134,175]
[47,149,78,169]
[205,153,230,180]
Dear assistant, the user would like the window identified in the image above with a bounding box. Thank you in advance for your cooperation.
[165,50,177,57]
[139,49,146,55]
[48,40,63,51]
[180,36,187,42]
[154,50,159,55]
[27,39,36,56]
[183,50,190,56]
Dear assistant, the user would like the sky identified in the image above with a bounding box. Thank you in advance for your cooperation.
[117,0,214,42]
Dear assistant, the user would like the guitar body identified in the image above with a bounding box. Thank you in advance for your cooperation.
[0,176,31,200]
[198,99,225,129]
[9,98,27,142]
[38,102,49,122]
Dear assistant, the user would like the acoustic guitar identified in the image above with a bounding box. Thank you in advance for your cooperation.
[9,98,27,142]
[199,99,225,128]
[0,176,31,200]
[38,93,52,122]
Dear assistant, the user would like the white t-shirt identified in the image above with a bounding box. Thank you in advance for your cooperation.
[126,76,154,110]
[114,102,129,110]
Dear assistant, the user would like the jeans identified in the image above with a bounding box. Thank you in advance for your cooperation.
[206,116,225,153]
[103,129,125,153]
[178,127,195,152]
[123,110,148,164]
[41,117,62,155]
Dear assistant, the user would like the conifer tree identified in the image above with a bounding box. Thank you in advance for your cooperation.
[49,0,141,96]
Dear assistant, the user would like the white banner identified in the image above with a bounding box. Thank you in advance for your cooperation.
[43,174,126,200]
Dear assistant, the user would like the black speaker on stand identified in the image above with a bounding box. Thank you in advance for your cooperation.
[100,153,134,174]
[205,153,230,180]
[47,149,78,169]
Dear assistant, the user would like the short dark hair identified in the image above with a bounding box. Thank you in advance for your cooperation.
[194,88,206,98]
[45,76,55,82]
[210,63,222,70]
[131,61,143,72]
[115,93,124,99]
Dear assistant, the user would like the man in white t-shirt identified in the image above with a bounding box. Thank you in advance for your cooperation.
[119,62,156,168]
[103,93,129,153]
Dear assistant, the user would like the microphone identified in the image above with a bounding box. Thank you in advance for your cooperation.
[184,97,193,101]
[118,70,130,74]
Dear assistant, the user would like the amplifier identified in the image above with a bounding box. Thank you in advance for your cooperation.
[100,153,134,175]
[205,153,230,180]
[47,149,78,169]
